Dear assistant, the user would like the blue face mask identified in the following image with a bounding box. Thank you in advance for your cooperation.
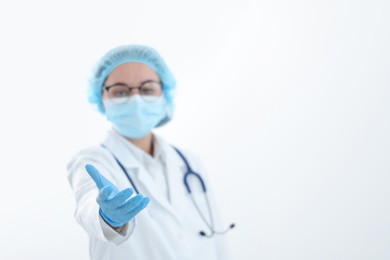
[104,95,167,139]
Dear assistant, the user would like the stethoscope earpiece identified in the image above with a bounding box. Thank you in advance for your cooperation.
[199,223,236,238]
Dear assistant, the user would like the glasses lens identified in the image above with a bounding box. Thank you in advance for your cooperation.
[107,85,130,104]
[139,82,162,102]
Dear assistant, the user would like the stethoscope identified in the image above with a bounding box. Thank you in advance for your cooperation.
[101,144,235,238]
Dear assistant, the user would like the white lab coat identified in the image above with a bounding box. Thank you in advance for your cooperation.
[67,129,230,260]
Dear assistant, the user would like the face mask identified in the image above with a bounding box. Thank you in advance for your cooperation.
[104,95,167,139]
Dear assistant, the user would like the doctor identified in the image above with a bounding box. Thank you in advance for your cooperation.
[67,45,231,260]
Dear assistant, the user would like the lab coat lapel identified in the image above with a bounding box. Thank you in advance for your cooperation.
[102,129,182,225]
[154,136,194,218]
[135,165,181,224]
[164,146,188,209]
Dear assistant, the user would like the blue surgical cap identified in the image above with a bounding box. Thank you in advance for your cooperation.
[88,44,176,126]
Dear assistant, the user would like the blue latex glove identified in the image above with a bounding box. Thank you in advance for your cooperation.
[85,164,150,227]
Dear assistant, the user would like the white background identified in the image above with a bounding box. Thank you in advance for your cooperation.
[0,0,389,259]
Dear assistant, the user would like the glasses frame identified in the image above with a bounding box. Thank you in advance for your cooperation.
[103,80,163,103]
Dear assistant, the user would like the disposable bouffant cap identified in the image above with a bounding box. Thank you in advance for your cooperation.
[87,45,176,126]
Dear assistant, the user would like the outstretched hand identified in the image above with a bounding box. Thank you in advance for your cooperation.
[85,164,150,228]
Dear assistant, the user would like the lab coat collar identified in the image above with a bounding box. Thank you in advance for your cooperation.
[101,128,142,169]
[101,128,183,170]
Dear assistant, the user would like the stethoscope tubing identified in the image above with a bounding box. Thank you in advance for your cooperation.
[100,144,233,237]
[171,146,207,193]
[101,144,140,194]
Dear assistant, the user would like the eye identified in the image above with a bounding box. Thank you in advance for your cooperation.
[140,82,161,96]
[109,86,130,97]
[140,87,155,94]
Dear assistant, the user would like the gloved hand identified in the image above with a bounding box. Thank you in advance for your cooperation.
[85,164,150,228]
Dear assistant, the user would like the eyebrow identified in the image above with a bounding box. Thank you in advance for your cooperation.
[105,79,160,87]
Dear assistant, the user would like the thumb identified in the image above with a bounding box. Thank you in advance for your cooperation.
[97,185,117,202]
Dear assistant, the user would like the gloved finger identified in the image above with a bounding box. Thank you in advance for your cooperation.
[124,197,150,220]
[85,164,115,190]
[118,194,145,214]
[105,187,134,209]
[97,185,117,204]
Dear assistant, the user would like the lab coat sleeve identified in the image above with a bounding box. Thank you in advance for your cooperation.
[208,194,232,260]
[67,147,136,245]
[200,163,232,260]
[183,150,232,260]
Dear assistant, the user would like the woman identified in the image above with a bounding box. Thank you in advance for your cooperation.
[67,45,232,260]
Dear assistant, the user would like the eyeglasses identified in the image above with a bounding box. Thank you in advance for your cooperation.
[103,80,163,104]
